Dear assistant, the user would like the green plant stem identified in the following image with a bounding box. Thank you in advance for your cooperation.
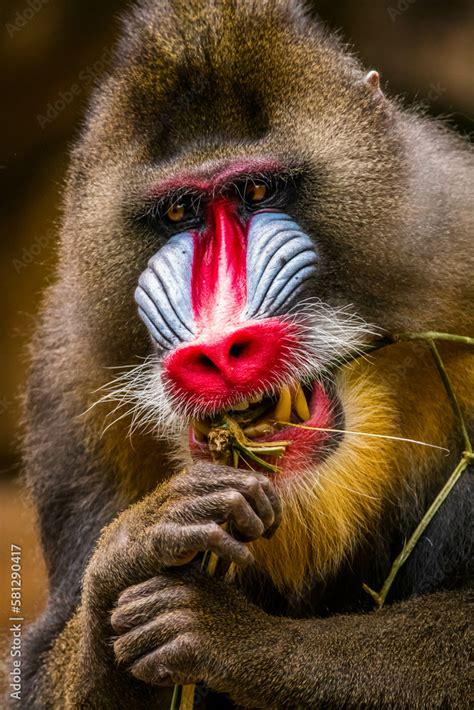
[394,331,474,346]
[330,331,474,373]
[428,339,472,453]
[170,684,181,710]
[363,449,474,608]
[233,443,280,473]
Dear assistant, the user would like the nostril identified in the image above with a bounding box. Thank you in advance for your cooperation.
[229,340,251,358]
[196,354,219,371]
[165,321,292,399]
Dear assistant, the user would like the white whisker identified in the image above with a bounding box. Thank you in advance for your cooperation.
[82,300,382,447]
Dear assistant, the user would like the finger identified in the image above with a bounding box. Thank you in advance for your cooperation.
[130,633,201,686]
[112,584,194,635]
[260,479,283,538]
[152,522,254,568]
[172,466,272,500]
[198,523,254,566]
[130,659,173,686]
[117,574,188,606]
[185,490,265,540]
[169,468,280,534]
[170,466,244,496]
[236,475,281,529]
[117,576,170,607]
[113,610,194,666]
[115,570,200,619]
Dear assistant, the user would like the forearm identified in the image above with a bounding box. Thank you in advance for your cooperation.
[220,586,472,709]
[27,606,172,709]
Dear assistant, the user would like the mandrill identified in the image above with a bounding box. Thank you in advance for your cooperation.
[20,1,472,708]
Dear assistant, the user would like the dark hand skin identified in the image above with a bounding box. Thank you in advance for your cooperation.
[111,570,471,709]
[71,462,281,701]
[111,569,272,687]
[86,461,281,584]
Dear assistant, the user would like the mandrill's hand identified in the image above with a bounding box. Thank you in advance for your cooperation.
[81,462,281,650]
[111,567,287,700]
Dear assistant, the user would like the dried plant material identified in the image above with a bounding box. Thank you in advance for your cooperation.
[362,335,474,607]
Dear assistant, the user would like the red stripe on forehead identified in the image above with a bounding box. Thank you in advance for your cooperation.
[191,200,247,330]
[148,158,285,199]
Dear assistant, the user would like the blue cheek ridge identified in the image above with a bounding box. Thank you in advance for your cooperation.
[243,211,318,319]
[134,231,196,350]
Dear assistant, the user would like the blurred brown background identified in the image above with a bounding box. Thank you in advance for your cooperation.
[0,0,473,677]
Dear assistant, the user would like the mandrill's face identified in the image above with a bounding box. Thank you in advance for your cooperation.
[75,3,447,497]
[133,157,371,474]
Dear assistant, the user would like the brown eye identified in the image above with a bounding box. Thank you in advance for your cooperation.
[166,203,185,222]
[245,183,267,203]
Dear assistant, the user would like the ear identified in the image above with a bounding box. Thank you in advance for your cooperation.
[363,70,384,103]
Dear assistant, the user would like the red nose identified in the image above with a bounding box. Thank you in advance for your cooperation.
[164,320,295,406]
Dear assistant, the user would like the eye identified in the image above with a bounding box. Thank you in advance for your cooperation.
[240,177,284,211]
[166,203,186,222]
[245,182,268,204]
[160,193,203,229]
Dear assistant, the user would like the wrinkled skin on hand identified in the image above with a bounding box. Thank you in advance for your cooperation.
[111,567,286,702]
[86,462,280,590]
[80,462,282,676]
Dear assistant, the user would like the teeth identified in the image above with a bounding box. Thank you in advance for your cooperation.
[193,419,210,436]
[274,385,292,423]
[243,421,274,437]
[232,400,250,411]
[293,383,310,421]
[192,382,312,448]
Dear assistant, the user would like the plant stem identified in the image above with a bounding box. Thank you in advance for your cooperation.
[428,339,472,453]
[363,449,473,608]
[233,442,280,473]
[329,331,474,373]
[178,684,198,710]
[174,547,221,708]
[170,684,182,710]
[394,331,474,346]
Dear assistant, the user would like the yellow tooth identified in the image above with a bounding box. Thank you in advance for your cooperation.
[233,400,250,411]
[274,385,292,423]
[193,419,210,436]
[294,383,310,421]
[243,421,274,437]
[249,393,263,404]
